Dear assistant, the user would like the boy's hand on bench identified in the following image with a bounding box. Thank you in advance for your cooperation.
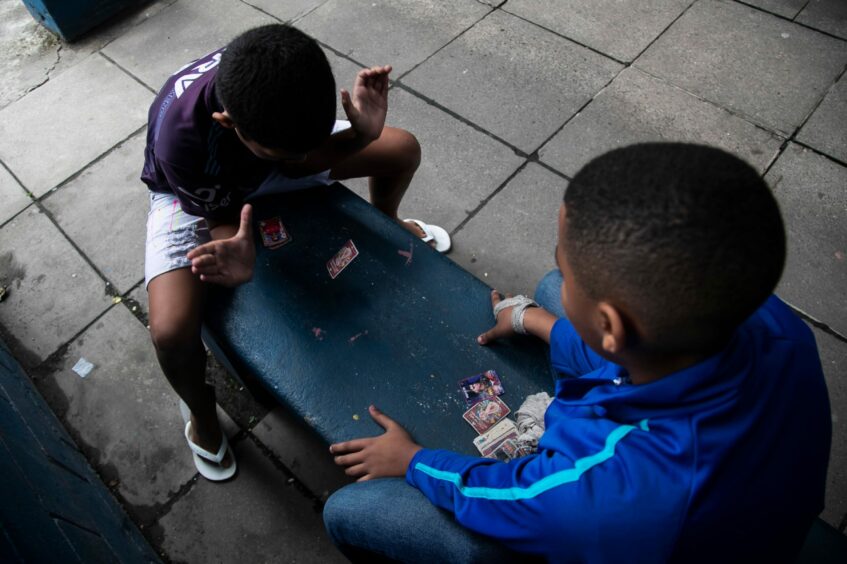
[187,204,255,287]
[330,405,422,481]
[341,65,391,144]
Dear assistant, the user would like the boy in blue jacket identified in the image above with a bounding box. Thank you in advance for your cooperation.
[324,143,832,562]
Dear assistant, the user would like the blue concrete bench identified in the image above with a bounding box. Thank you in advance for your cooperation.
[202,182,552,454]
[201,182,847,558]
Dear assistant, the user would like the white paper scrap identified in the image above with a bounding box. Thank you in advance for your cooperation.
[72,357,94,378]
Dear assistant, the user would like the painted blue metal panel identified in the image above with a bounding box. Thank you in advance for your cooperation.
[21,0,145,41]
[0,340,160,563]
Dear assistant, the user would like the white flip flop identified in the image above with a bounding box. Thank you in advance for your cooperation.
[180,399,236,481]
[404,219,452,253]
[184,421,237,481]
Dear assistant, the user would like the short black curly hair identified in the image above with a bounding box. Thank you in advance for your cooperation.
[564,143,785,352]
[216,24,336,153]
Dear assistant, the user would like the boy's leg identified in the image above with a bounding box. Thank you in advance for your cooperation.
[324,479,529,563]
[329,126,426,239]
[147,270,230,464]
[534,269,566,318]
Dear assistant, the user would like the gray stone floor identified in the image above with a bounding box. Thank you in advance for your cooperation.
[0,0,845,560]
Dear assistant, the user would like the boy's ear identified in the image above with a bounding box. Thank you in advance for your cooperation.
[211,111,236,129]
[597,302,626,355]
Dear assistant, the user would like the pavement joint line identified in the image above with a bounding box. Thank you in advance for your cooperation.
[791,140,847,169]
[786,303,847,344]
[97,51,158,95]
[0,161,36,231]
[145,474,201,530]
[629,64,793,139]
[789,62,847,142]
[245,431,328,509]
[500,8,629,66]
[39,124,147,203]
[31,197,123,301]
[392,81,528,158]
[392,7,497,84]
[450,159,532,237]
[731,0,847,43]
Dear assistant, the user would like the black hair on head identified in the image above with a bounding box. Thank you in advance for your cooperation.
[564,143,786,352]
[216,24,336,153]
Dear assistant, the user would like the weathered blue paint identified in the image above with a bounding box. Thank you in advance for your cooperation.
[0,340,160,563]
[203,183,553,452]
[21,0,144,41]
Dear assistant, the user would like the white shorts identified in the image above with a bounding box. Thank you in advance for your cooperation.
[144,121,350,288]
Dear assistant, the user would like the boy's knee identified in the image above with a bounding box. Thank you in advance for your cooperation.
[149,318,199,355]
[391,128,421,173]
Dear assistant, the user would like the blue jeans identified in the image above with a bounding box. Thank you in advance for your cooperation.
[323,479,533,563]
[323,272,564,562]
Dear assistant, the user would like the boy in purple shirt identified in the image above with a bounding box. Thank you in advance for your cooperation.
[142,24,450,480]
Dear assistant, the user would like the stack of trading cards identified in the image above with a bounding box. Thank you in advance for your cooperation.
[473,419,522,461]
[459,370,528,461]
[327,240,359,279]
[259,217,291,249]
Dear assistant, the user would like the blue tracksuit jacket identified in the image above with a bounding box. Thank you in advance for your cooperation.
[406,296,831,562]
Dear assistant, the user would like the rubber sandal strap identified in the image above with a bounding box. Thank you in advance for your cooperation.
[184,421,228,464]
[406,219,435,243]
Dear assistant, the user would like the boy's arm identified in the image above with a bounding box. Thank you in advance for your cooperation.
[331,406,661,557]
[277,66,391,177]
[477,290,558,345]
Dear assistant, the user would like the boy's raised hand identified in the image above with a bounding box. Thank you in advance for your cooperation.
[187,204,255,287]
[330,405,423,481]
[341,65,392,144]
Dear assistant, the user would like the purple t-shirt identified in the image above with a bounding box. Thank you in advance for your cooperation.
[141,49,273,220]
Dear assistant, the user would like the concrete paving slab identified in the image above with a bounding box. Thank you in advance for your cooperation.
[154,437,345,563]
[298,0,491,76]
[813,327,847,529]
[0,0,174,111]
[0,206,112,367]
[378,87,523,232]
[739,0,807,19]
[635,0,847,135]
[42,132,147,294]
[0,163,31,226]
[765,143,847,336]
[0,53,152,197]
[504,0,691,62]
[246,0,329,23]
[797,73,847,163]
[102,0,274,91]
[450,162,564,296]
[797,0,847,40]
[253,406,353,499]
[539,67,784,178]
[404,10,623,153]
[30,305,236,518]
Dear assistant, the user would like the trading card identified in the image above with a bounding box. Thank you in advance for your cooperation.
[473,418,518,454]
[327,240,359,279]
[486,438,521,461]
[459,369,505,406]
[480,431,520,458]
[259,217,291,249]
[462,397,511,434]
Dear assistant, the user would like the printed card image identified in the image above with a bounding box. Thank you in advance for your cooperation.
[486,438,521,461]
[462,397,511,434]
[327,240,359,279]
[473,418,517,454]
[459,369,505,406]
[259,217,291,249]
